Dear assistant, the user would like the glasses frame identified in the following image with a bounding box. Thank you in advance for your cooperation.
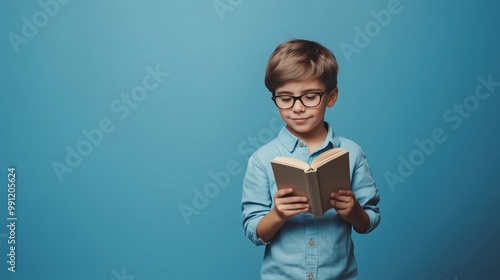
[271,91,327,109]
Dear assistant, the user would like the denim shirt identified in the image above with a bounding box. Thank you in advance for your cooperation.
[241,123,380,279]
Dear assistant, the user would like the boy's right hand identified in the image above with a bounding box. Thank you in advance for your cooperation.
[273,188,310,221]
[256,188,309,242]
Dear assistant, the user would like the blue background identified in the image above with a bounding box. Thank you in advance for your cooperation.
[1,0,499,279]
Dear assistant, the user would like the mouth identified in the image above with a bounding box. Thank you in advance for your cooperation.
[290,117,310,123]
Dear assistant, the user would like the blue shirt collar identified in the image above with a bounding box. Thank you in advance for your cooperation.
[278,122,339,153]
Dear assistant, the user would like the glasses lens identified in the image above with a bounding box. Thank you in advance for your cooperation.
[275,96,294,109]
[301,93,321,107]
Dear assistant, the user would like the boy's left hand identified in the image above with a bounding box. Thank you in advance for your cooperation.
[330,190,363,225]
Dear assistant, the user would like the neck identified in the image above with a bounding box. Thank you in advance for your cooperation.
[287,121,328,151]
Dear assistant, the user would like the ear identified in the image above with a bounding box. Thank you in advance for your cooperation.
[326,87,338,108]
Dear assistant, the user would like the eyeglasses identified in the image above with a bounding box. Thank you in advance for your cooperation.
[272,91,326,109]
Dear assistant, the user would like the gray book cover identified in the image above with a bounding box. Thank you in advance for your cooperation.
[271,149,351,217]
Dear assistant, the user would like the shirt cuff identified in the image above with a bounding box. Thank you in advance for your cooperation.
[363,208,380,234]
[247,216,271,246]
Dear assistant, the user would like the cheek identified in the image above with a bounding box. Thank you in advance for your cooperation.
[310,106,327,116]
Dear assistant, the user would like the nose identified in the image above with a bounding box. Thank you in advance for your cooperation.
[292,98,306,113]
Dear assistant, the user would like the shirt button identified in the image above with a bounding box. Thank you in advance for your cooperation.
[308,273,314,279]
[309,239,315,246]
[298,141,304,147]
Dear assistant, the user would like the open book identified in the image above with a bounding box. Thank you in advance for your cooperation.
[271,148,350,217]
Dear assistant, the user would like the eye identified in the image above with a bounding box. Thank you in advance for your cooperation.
[304,93,320,100]
[277,96,293,103]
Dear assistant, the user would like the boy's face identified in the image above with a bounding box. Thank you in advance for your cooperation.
[274,78,337,140]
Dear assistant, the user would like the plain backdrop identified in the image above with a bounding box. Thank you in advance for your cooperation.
[1,1,499,279]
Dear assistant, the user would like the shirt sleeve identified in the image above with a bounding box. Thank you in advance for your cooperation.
[351,146,381,233]
[241,154,273,246]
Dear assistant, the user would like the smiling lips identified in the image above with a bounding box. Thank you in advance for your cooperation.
[291,117,310,123]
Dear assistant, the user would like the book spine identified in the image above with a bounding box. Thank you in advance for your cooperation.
[306,172,322,217]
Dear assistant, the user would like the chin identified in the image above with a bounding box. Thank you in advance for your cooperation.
[287,124,313,134]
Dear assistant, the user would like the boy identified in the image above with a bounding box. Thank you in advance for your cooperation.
[241,39,380,279]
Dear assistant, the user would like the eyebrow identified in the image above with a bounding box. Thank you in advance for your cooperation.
[275,88,324,95]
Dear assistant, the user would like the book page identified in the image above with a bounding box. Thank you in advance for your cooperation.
[310,148,348,169]
[271,156,310,170]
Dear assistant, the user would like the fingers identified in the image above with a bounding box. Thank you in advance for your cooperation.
[276,203,309,212]
[275,188,307,202]
[337,190,354,197]
[277,196,308,205]
[275,188,294,198]
[330,199,350,210]
[330,190,354,200]
[274,188,309,219]
[275,204,310,219]
[330,191,355,209]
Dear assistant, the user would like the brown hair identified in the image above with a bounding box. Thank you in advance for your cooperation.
[265,39,339,94]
